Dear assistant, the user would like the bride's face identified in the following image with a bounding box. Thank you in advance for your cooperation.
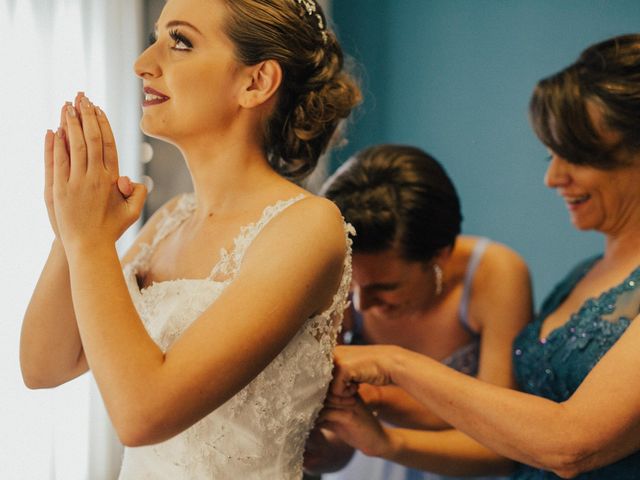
[133,0,249,143]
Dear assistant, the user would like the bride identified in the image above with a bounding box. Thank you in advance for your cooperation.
[19,0,360,477]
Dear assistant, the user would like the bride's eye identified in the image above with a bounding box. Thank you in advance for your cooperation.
[169,29,193,51]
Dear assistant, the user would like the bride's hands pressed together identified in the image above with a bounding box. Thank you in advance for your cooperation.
[44,93,134,240]
[51,95,146,252]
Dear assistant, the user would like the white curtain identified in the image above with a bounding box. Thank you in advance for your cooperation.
[0,1,143,478]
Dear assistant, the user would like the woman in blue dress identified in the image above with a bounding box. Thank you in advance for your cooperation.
[323,33,640,479]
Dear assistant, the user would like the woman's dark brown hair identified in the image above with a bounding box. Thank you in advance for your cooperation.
[529,33,640,169]
[223,0,361,179]
[322,145,462,262]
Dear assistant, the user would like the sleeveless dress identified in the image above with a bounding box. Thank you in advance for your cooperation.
[327,238,508,480]
[117,193,354,479]
[512,255,640,479]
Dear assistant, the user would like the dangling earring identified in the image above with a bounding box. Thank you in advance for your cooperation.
[433,263,443,296]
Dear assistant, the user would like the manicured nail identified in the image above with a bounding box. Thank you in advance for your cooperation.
[95,106,103,116]
[81,97,91,109]
[56,127,64,138]
[67,105,76,117]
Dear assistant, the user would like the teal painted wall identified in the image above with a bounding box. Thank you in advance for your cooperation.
[331,0,640,305]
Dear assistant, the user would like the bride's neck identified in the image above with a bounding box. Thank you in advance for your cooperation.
[178,138,282,217]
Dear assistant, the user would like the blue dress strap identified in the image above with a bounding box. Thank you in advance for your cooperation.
[458,237,491,336]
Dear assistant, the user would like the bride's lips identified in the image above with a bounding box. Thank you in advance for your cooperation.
[143,87,170,107]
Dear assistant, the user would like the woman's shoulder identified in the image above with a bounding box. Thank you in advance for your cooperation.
[457,235,530,285]
[241,192,350,278]
[271,193,349,247]
[459,236,533,331]
[537,254,602,317]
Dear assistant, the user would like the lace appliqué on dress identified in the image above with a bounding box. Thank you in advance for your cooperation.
[119,194,354,479]
[514,257,639,401]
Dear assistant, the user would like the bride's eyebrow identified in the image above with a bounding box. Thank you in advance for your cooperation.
[155,20,204,36]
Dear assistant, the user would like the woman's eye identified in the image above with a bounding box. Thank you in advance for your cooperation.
[169,29,193,51]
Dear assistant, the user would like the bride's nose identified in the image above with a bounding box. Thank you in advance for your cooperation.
[134,44,161,79]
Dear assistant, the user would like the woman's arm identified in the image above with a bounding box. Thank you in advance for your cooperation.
[20,93,177,388]
[20,96,141,388]
[20,238,88,388]
[322,396,513,476]
[20,109,87,388]
[19,197,179,389]
[332,315,640,478]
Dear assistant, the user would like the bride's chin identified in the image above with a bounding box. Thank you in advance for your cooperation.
[139,120,173,143]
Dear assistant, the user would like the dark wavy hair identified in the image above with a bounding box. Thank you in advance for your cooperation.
[222,0,361,179]
[529,34,640,169]
[322,145,462,262]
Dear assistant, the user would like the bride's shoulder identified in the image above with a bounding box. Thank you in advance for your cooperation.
[244,193,348,265]
[283,194,348,241]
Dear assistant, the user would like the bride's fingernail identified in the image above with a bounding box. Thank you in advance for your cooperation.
[67,105,76,117]
[95,106,103,116]
[56,127,64,138]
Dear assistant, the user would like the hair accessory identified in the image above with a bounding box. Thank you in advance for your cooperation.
[433,263,443,296]
[294,0,328,44]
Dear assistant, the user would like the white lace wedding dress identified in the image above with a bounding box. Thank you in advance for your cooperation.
[118,193,353,479]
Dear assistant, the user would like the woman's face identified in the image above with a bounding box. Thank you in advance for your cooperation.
[544,102,640,235]
[351,249,435,321]
[545,154,640,234]
[134,0,248,142]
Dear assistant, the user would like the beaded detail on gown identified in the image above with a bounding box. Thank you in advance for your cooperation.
[118,193,354,479]
[512,255,640,479]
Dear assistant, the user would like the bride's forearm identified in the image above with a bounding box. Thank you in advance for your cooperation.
[66,242,165,444]
[20,239,87,388]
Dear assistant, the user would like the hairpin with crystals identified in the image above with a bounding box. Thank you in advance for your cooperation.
[293,0,328,44]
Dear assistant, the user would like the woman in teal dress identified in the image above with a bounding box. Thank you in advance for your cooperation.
[321,33,640,479]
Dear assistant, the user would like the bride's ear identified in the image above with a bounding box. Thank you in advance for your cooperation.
[239,60,282,109]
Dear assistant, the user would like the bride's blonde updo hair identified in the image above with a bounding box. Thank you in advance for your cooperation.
[223,0,361,179]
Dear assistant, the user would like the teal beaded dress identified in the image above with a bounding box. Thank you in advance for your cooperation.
[512,255,640,479]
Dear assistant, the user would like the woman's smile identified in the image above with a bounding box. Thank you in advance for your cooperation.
[143,86,170,107]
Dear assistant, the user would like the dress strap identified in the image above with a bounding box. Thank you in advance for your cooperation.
[458,237,490,336]
[127,193,196,272]
[149,194,196,250]
[208,194,307,281]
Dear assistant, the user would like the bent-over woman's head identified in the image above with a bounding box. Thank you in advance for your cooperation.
[322,144,462,262]
[530,33,640,169]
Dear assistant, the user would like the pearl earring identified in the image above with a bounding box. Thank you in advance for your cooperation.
[433,263,443,296]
